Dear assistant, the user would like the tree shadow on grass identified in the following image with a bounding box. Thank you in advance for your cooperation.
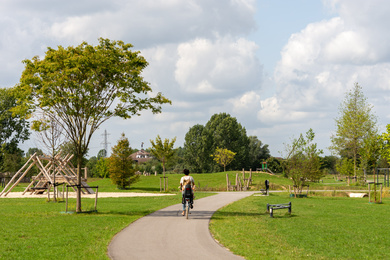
[128,187,161,192]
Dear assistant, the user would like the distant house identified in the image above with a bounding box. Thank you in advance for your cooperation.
[130,149,152,164]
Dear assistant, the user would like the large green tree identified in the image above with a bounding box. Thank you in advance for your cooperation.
[183,124,211,173]
[330,83,377,177]
[13,38,171,212]
[204,113,250,171]
[183,113,252,172]
[0,87,30,172]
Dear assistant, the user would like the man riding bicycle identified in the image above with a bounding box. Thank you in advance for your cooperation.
[180,169,195,216]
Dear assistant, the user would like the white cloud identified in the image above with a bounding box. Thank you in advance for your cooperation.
[257,0,390,155]
[175,36,261,96]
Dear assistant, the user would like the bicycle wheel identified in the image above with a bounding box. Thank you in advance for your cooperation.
[185,203,189,219]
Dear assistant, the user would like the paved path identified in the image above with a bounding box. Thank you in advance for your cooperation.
[107,192,255,260]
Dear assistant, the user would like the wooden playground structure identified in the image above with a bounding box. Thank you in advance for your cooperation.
[0,152,94,197]
[226,169,253,191]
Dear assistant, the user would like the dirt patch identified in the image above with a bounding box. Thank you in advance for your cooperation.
[0,192,176,199]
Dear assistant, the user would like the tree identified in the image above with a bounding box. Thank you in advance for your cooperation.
[0,87,30,170]
[85,156,98,178]
[150,135,176,177]
[59,141,88,169]
[32,111,67,157]
[248,136,270,170]
[380,124,390,166]
[183,124,211,173]
[360,132,381,173]
[320,155,338,175]
[336,157,354,177]
[96,157,110,178]
[330,83,377,178]
[284,129,323,196]
[211,147,236,172]
[97,149,107,159]
[108,133,139,189]
[266,157,283,174]
[13,38,171,212]
[205,113,250,170]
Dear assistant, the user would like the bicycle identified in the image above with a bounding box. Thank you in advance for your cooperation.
[182,184,193,219]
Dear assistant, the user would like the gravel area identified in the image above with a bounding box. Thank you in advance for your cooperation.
[0,192,175,199]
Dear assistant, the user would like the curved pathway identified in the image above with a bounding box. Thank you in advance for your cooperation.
[107,192,255,260]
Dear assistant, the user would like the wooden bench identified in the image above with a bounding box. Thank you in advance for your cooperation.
[266,202,291,217]
[260,189,267,195]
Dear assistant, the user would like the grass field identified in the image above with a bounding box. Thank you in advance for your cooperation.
[210,193,390,259]
[1,171,387,259]
[0,193,213,260]
[87,171,319,193]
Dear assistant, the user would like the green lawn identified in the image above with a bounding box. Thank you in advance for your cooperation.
[88,171,297,193]
[210,193,390,259]
[1,172,386,259]
[0,193,213,260]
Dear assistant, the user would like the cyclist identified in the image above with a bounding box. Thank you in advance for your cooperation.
[180,169,195,216]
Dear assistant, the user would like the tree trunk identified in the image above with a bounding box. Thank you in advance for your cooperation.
[76,156,82,213]
[162,161,166,177]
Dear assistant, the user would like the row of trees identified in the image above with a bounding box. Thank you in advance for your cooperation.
[282,83,390,194]
[2,36,389,203]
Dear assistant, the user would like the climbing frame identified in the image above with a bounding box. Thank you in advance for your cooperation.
[0,152,93,197]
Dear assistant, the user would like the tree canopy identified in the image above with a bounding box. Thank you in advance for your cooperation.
[13,38,171,212]
[211,147,236,172]
[108,133,138,189]
[0,87,30,172]
[183,113,268,172]
[330,83,377,177]
[0,87,30,151]
[284,128,323,195]
[150,135,176,177]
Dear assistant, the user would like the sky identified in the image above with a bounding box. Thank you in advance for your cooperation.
[1,0,390,158]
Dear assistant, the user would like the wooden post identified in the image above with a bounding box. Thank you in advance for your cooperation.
[226,174,229,191]
[368,183,371,202]
[48,184,51,201]
[53,169,56,202]
[65,185,69,212]
[94,186,98,211]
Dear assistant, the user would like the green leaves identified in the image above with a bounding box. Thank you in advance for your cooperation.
[330,83,378,176]
[149,135,177,176]
[14,37,171,162]
[380,124,390,165]
[108,133,139,189]
[285,128,323,193]
[211,147,236,172]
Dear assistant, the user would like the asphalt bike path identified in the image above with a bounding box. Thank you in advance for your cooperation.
[108,192,255,260]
